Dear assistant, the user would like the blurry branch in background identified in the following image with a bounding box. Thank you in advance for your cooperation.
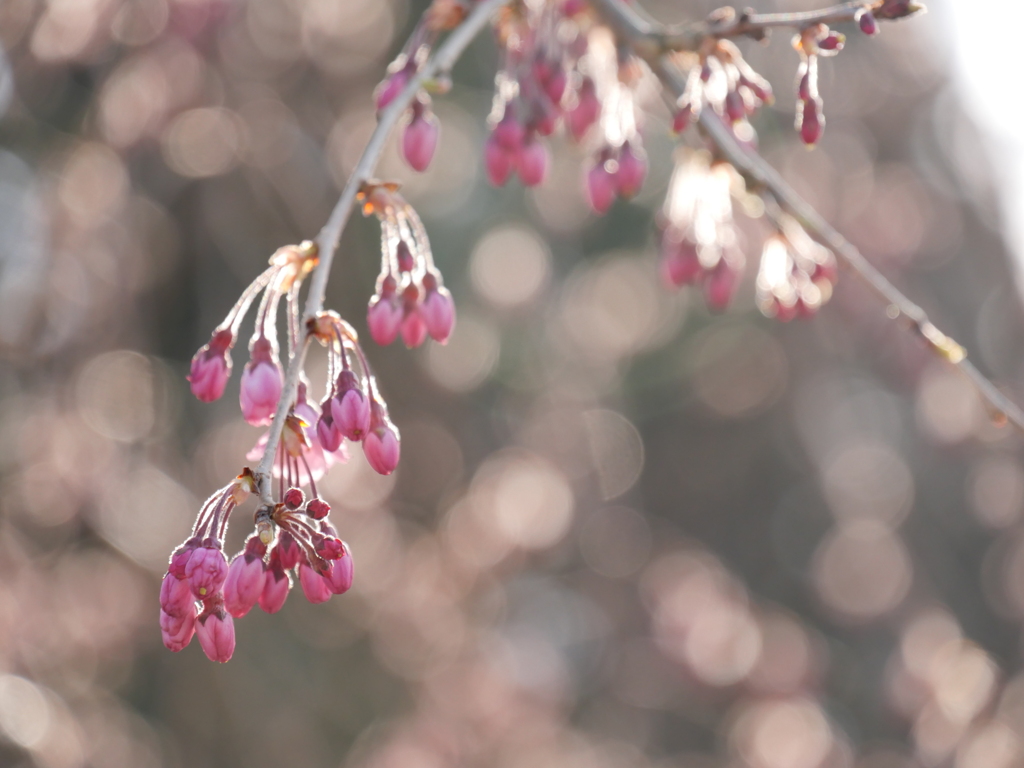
[251,0,510,502]
[592,0,1024,432]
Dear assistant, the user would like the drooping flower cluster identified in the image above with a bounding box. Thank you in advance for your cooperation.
[361,181,456,349]
[160,471,354,662]
[308,311,401,477]
[176,238,400,661]
[188,241,318,424]
[659,151,745,310]
[671,36,773,145]
[756,214,838,320]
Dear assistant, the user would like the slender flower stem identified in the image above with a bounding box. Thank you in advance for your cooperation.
[591,0,1024,431]
[252,0,511,502]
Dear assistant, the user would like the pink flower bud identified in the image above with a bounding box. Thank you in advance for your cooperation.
[402,111,440,172]
[739,75,773,105]
[223,544,266,618]
[516,138,549,187]
[615,141,647,199]
[259,567,291,614]
[188,329,233,402]
[167,540,198,578]
[421,284,456,344]
[704,261,740,311]
[367,293,403,346]
[299,562,332,604]
[316,410,343,452]
[661,239,702,288]
[493,108,524,152]
[283,487,304,509]
[276,531,301,570]
[400,287,428,348]
[315,536,344,560]
[364,415,400,476]
[396,240,415,273]
[484,136,515,187]
[184,545,228,599]
[160,571,195,617]
[325,548,354,595]
[672,102,693,134]
[586,162,617,214]
[857,9,878,34]
[240,337,283,426]
[567,79,601,141]
[799,97,823,146]
[797,69,812,101]
[375,67,410,112]
[160,607,195,652]
[196,608,235,663]
[307,498,331,519]
[725,90,746,123]
[332,371,371,441]
[818,31,845,51]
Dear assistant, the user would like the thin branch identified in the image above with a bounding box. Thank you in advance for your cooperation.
[591,0,1024,431]
[252,0,510,502]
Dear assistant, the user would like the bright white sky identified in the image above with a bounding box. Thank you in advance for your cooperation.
[946,0,1024,287]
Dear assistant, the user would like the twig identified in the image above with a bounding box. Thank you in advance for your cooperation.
[591,0,1024,430]
[252,0,511,502]
[593,0,875,54]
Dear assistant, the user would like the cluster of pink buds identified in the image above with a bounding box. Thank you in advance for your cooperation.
[187,241,318,425]
[376,1,470,172]
[160,469,354,662]
[672,38,773,142]
[360,181,455,349]
[309,311,401,476]
[755,215,838,320]
[659,151,744,311]
[792,24,845,147]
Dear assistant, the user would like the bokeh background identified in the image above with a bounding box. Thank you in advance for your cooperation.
[2,1,1024,767]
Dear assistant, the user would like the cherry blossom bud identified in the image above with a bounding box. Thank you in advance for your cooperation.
[517,138,549,187]
[725,90,746,123]
[188,329,233,403]
[325,548,354,595]
[402,109,440,172]
[545,69,568,105]
[818,31,845,51]
[259,554,291,614]
[299,562,333,604]
[307,498,331,520]
[367,293,403,346]
[375,67,410,112]
[672,102,693,134]
[315,536,345,560]
[567,77,600,140]
[396,240,415,273]
[184,544,228,599]
[223,538,267,618]
[661,239,702,288]
[421,280,456,343]
[797,70,812,101]
[160,571,195,617]
[167,540,198,578]
[400,287,428,348]
[196,607,235,663]
[615,141,647,199]
[160,607,195,652]
[586,162,617,214]
[276,531,301,570]
[739,75,773,105]
[316,409,343,453]
[364,407,400,476]
[493,108,525,152]
[284,488,304,509]
[799,97,823,146]
[240,337,283,426]
[857,9,878,34]
[704,260,740,311]
[484,136,515,186]
[332,370,371,441]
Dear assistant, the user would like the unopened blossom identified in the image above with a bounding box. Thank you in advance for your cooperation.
[364,401,401,476]
[240,336,283,426]
[188,329,233,402]
[196,603,235,663]
[299,560,333,604]
[223,536,267,618]
[402,98,440,172]
[184,543,228,600]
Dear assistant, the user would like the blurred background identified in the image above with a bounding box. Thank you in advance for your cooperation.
[2,0,1024,766]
